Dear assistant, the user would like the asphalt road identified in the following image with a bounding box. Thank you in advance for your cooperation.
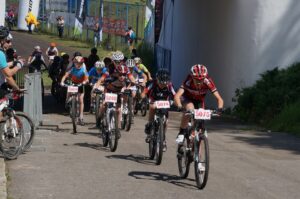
[6,31,300,199]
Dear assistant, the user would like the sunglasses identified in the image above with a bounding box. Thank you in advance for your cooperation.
[119,73,127,77]
[5,40,12,44]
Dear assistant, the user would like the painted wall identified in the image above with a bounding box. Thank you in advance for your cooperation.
[159,0,300,107]
[0,1,6,26]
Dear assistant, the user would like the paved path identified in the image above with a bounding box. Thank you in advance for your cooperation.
[5,31,300,199]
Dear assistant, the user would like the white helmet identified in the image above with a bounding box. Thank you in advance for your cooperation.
[126,59,135,68]
[111,51,124,61]
[95,61,105,69]
[34,46,41,51]
[134,57,142,64]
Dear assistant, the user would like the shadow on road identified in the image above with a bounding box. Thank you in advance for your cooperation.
[73,142,110,152]
[128,171,198,190]
[231,132,300,155]
[106,154,156,165]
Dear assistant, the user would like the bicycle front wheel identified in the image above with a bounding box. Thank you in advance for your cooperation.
[15,112,35,152]
[155,117,164,165]
[125,96,132,131]
[177,136,191,178]
[71,97,77,134]
[108,110,119,152]
[140,98,147,117]
[0,116,24,160]
[194,134,209,189]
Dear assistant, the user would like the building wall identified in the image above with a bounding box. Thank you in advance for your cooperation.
[164,0,300,107]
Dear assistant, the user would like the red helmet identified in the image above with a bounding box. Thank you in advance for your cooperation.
[190,64,208,80]
[116,64,129,74]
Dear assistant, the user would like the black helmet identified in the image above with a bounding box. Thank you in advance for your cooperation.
[73,51,82,58]
[0,26,9,40]
[156,68,170,84]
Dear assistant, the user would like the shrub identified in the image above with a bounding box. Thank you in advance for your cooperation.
[233,63,300,125]
[136,42,155,73]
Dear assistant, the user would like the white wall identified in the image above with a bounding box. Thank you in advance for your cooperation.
[162,0,300,107]
[0,1,6,26]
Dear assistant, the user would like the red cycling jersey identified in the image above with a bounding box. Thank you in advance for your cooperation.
[181,74,217,102]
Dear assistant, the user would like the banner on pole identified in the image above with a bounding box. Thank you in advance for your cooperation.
[74,0,86,36]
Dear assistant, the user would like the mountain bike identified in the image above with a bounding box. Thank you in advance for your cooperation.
[177,109,218,189]
[92,88,104,127]
[0,90,34,159]
[133,83,147,117]
[148,100,171,165]
[64,83,82,134]
[99,92,120,152]
[120,89,133,131]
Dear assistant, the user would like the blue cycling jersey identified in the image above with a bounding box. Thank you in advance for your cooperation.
[0,51,7,70]
[88,67,107,84]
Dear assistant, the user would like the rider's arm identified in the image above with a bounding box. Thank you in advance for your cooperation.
[2,67,19,90]
[174,87,184,108]
[94,73,107,88]
[127,73,136,85]
[212,90,224,109]
[60,71,70,84]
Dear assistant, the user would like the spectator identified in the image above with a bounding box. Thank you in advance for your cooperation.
[87,47,100,72]
[57,16,65,38]
[93,22,100,48]
[125,26,136,50]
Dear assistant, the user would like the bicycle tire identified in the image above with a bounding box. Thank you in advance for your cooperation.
[194,134,209,189]
[155,117,164,165]
[177,136,191,178]
[71,97,77,134]
[100,115,108,147]
[140,98,147,117]
[125,96,132,131]
[0,115,24,160]
[108,110,118,152]
[148,123,155,160]
[15,112,35,152]
[95,94,101,124]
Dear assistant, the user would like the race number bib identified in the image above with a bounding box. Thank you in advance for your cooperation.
[155,101,170,109]
[67,86,78,93]
[194,109,211,120]
[49,55,55,60]
[105,93,118,103]
[138,79,144,83]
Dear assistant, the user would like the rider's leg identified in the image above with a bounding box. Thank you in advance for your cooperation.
[176,102,194,144]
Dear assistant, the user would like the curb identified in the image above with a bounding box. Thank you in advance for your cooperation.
[0,158,7,199]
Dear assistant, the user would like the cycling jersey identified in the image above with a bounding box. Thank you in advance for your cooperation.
[145,80,176,103]
[0,50,8,86]
[88,67,107,84]
[46,47,58,56]
[181,74,217,105]
[69,66,88,84]
[136,63,149,73]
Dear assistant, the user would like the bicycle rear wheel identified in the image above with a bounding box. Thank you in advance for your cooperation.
[177,137,191,178]
[15,112,35,152]
[108,110,119,152]
[95,94,101,124]
[194,134,209,189]
[70,97,77,134]
[0,116,24,160]
[140,98,147,117]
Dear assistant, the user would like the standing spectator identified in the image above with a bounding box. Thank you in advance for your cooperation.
[87,47,100,72]
[57,16,65,38]
[93,22,100,48]
[125,26,136,50]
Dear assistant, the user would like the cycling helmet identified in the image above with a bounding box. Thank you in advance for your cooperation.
[73,51,82,57]
[95,61,105,69]
[134,57,142,64]
[111,51,124,61]
[116,64,129,74]
[156,68,170,84]
[73,56,84,64]
[50,42,56,47]
[0,26,9,40]
[34,46,41,51]
[126,59,135,68]
[6,33,13,41]
[190,64,208,80]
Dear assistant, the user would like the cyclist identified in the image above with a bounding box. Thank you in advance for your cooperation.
[142,69,176,151]
[46,42,59,64]
[89,60,107,112]
[109,51,125,76]
[94,64,136,135]
[134,57,152,81]
[0,26,22,96]
[60,56,89,126]
[28,46,47,73]
[174,64,224,144]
